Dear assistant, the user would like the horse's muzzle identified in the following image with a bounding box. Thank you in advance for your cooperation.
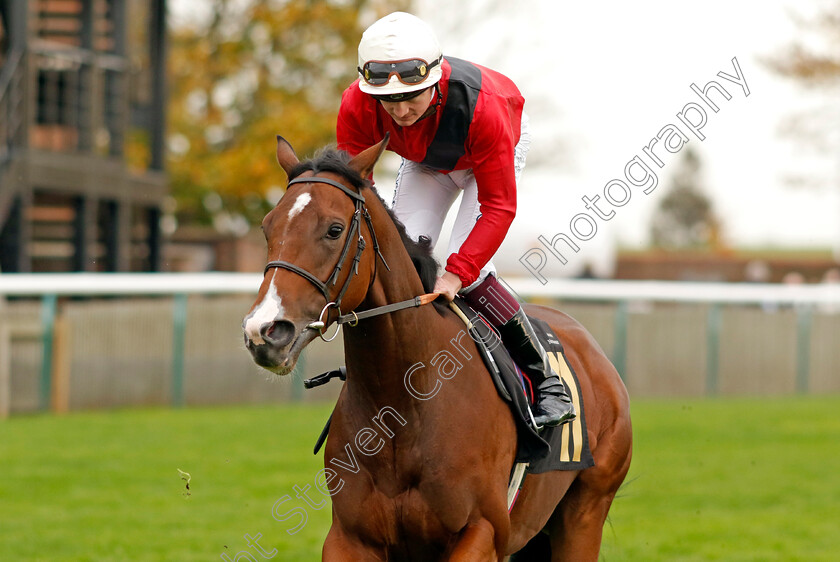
[243,318,316,376]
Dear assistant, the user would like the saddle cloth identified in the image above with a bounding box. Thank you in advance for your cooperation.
[450,298,594,473]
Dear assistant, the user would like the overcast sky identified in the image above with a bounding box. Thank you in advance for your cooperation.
[409,0,838,275]
[412,1,836,239]
[172,0,839,275]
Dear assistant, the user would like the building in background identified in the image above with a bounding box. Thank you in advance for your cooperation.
[0,0,167,272]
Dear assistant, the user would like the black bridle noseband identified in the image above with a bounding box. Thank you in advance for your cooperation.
[263,175,390,340]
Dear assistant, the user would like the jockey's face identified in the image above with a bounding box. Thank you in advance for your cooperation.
[377,87,435,127]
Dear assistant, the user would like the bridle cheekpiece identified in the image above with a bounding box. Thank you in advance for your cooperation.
[263,175,389,341]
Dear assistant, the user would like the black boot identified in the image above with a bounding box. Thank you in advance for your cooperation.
[496,309,576,428]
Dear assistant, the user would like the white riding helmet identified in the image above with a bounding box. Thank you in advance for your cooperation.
[357,12,443,98]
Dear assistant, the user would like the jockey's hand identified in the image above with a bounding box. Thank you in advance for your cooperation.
[433,271,462,302]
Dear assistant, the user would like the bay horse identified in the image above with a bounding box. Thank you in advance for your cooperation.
[243,135,632,561]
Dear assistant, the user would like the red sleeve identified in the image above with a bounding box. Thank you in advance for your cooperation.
[337,83,379,157]
[444,98,520,287]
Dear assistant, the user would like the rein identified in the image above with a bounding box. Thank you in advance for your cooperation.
[336,292,439,325]
[263,175,437,341]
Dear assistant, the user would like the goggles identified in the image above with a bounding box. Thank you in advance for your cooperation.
[358,57,442,87]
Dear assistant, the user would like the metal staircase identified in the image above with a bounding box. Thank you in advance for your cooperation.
[0,49,25,230]
[0,47,27,273]
[0,0,167,273]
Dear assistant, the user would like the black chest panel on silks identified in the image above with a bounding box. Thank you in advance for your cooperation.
[420,57,482,171]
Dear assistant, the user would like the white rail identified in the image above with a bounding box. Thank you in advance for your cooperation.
[510,278,840,306]
[1,273,838,415]
[1,273,839,306]
[0,273,263,296]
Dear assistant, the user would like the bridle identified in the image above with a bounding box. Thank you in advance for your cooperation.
[263,175,386,340]
[263,175,437,342]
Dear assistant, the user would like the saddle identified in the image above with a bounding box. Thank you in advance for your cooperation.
[447,299,594,473]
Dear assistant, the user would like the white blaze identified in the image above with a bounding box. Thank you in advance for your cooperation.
[287,193,311,220]
[244,273,284,345]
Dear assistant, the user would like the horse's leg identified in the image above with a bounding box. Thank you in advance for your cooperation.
[547,424,632,561]
[447,519,501,562]
[322,524,384,562]
[545,475,622,561]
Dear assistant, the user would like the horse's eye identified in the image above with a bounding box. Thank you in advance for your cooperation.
[326,224,345,240]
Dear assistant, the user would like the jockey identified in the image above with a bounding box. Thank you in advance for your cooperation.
[336,12,575,427]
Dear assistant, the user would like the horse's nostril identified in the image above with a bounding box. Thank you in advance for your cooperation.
[261,320,295,347]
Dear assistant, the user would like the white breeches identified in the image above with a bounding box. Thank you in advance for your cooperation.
[391,113,531,290]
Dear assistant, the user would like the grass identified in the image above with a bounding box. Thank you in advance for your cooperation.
[600,396,840,561]
[0,404,335,562]
[1,397,839,561]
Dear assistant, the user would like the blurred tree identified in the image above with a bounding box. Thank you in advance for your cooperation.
[167,0,408,232]
[766,3,840,86]
[763,2,840,188]
[650,147,723,250]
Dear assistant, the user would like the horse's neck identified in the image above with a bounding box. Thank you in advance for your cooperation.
[356,186,430,314]
[341,193,452,405]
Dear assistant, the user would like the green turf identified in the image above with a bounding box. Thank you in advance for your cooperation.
[1,397,838,561]
[600,396,840,561]
[0,404,335,562]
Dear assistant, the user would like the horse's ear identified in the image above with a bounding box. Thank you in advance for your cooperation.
[348,133,390,180]
[276,135,299,177]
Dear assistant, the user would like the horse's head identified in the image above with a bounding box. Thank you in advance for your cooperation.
[243,135,388,375]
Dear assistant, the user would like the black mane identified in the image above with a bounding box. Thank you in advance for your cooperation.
[289,147,439,293]
[288,148,366,189]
